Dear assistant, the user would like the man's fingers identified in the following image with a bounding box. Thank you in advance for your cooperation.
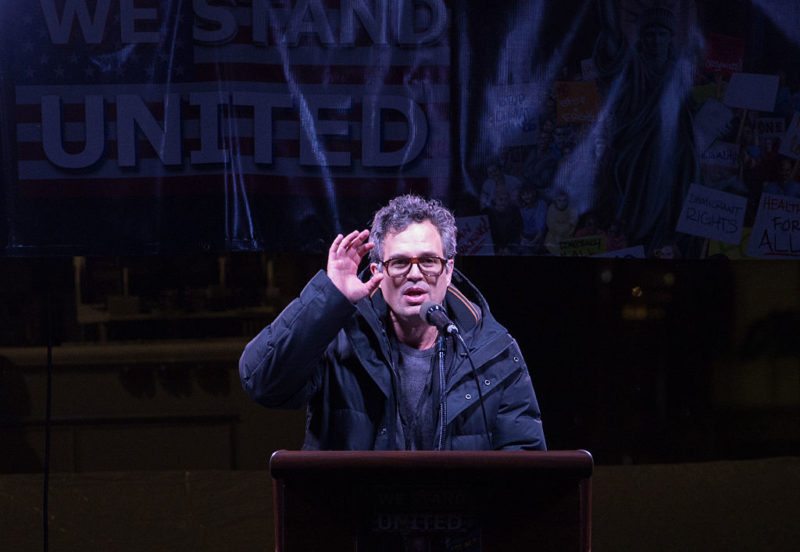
[338,230,361,251]
[330,230,357,258]
[356,241,375,257]
[329,233,344,256]
[364,271,384,294]
[339,229,369,253]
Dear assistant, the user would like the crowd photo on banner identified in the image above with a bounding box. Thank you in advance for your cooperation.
[455,0,800,260]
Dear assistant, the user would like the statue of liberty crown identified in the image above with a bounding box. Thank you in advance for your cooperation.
[637,3,677,34]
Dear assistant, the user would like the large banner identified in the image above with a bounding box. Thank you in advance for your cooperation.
[2,0,800,258]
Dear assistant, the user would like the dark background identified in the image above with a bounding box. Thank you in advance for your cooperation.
[1,253,797,473]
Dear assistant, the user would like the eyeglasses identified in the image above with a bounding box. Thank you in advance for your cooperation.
[381,256,448,278]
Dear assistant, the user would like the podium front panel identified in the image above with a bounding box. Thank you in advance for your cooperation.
[270,450,593,552]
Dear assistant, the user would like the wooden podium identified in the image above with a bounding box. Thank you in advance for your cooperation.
[270,450,593,552]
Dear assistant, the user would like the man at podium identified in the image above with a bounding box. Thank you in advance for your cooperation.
[240,194,546,451]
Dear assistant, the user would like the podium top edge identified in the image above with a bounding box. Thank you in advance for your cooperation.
[269,449,594,477]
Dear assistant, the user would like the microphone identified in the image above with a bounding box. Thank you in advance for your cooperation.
[420,301,459,335]
[421,300,491,449]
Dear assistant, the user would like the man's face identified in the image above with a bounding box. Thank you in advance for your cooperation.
[641,26,671,63]
[371,220,453,322]
[554,126,570,148]
[657,245,676,259]
[493,190,511,211]
[594,137,607,158]
[779,159,792,183]
[742,125,754,144]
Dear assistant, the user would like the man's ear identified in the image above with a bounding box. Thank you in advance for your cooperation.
[370,263,379,276]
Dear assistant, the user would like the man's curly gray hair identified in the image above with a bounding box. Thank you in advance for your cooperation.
[369,195,458,266]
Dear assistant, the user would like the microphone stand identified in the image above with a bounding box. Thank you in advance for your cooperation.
[451,331,492,450]
[422,301,492,449]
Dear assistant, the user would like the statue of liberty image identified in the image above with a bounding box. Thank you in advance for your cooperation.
[593,0,701,255]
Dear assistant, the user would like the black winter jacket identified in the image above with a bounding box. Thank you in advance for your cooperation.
[239,269,546,450]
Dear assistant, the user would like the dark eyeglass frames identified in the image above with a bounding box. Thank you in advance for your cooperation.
[381,256,448,278]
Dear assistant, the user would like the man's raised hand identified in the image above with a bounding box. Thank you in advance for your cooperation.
[326,230,384,303]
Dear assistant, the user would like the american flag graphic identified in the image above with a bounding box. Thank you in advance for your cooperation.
[4,0,451,252]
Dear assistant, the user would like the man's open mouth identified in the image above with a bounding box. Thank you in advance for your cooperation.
[403,288,427,302]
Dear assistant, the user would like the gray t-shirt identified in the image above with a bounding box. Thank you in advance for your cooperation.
[395,341,437,450]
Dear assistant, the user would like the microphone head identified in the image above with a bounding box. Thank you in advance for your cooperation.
[419,301,442,324]
[419,300,458,335]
